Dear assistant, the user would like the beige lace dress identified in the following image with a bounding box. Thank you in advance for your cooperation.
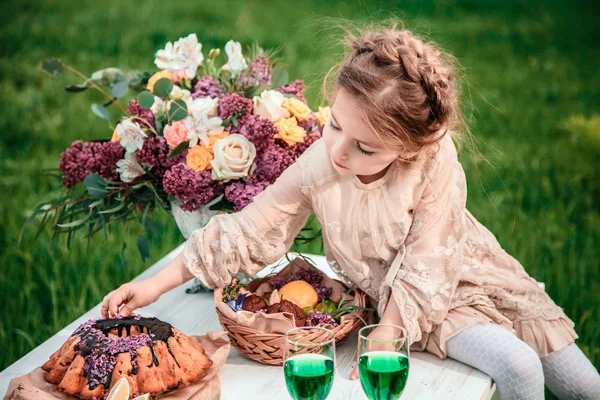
[182,134,577,359]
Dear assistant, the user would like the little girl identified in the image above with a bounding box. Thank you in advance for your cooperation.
[102,28,600,399]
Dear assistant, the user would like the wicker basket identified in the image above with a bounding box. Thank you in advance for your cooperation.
[215,258,370,365]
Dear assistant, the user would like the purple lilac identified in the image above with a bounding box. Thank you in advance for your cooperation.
[59,140,123,188]
[224,178,272,211]
[277,80,307,103]
[218,93,252,133]
[314,285,333,302]
[238,115,277,152]
[270,268,322,288]
[74,323,152,388]
[136,136,186,179]
[297,117,318,135]
[239,54,271,87]
[269,275,294,290]
[254,144,294,184]
[296,268,322,286]
[127,99,156,129]
[163,164,223,212]
[305,311,338,327]
[288,132,321,160]
[192,76,223,99]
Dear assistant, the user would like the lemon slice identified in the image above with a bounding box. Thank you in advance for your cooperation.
[106,377,130,400]
[132,394,150,400]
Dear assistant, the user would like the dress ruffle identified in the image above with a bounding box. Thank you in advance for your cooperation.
[513,316,578,358]
[415,305,578,359]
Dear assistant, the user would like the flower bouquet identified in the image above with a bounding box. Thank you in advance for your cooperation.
[214,256,374,365]
[23,33,328,267]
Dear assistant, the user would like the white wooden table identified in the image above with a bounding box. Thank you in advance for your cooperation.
[1,245,497,399]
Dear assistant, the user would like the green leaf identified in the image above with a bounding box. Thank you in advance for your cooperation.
[111,81,129,98]
[57,214,90,228]
[153,78,173,97]
[244,84,268,98]
[127,70,152,91]
[137,234,150,262]
[65,84,88,93]
[91,104,110,121]
[137,91,155,109]
[97,202,125,214]
[83,174,108,199]
[168,99,188,121]
[146,219,159,237]
[271,64,289,88]
[200,194,224,211]
[223,109,246,128]
[121,241,127,270]
[167,140,189,159]
[91,68,125,87]
[141,202,152,228]
[100,214,108,240]
[40,58,63,77]
[155,110,165,134]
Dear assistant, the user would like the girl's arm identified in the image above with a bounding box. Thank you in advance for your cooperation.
[378,294,405,327]
[102,159,313,318]
[377,139,469,347]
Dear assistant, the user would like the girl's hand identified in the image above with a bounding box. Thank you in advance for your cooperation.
[100,253,195,319]
[350,326,400,381]
[101,280,161,319]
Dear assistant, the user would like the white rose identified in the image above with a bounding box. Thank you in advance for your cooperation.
[222,40,247,76]
[185,112,224,147]
[210,134,257,182]
[154,33,204,79]
[116,119,147,153]
[116,151,145,183]
[187,96,218,118]
[252,90,290,122]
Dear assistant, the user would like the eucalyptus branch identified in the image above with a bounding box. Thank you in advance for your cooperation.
[62,64,127,114]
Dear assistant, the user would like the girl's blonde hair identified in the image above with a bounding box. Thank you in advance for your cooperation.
[324,24,467,162]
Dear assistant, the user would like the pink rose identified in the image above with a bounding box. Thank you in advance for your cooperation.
[171,69,187,83]
[164,120,189,150]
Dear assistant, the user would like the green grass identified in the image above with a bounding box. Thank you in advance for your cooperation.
[1,1,599,397]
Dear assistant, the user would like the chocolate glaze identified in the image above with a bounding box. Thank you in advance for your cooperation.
[74,316,180,390]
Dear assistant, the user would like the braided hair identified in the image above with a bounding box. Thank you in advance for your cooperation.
[325,26,464,161]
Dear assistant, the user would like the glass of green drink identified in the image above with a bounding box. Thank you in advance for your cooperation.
[283,327,336,400]
[358,324,410,400]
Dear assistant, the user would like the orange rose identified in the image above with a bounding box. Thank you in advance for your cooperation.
[204,131,230,152]
[274,117,307,146]
[282,98,312,121]
[314,106,331,126]
[147,70,173,93]
[186,145,213,172]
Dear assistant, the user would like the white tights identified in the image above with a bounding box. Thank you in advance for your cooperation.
[445,323,600,400]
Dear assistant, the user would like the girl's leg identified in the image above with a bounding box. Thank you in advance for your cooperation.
[445,323,545,400]
[541,343,600,400]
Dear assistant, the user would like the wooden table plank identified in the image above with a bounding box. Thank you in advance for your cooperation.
[1,246,496,399]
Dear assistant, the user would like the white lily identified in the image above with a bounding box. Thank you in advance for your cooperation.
[116,151,145,183]
[185,112,224,147]
[116,120,147,153]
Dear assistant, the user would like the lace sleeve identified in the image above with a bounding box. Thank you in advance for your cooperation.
[181,161,312,288]
[378,141,468,344]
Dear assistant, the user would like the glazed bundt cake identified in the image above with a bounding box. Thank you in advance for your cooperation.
[42,316,213,399]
